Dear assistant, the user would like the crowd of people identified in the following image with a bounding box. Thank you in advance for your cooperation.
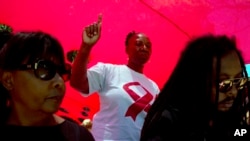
[1,13,250,141]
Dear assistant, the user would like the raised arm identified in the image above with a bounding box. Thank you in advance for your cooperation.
[70,14,102,94]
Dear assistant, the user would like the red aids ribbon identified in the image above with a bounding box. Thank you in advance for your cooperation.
[123,82,153,121]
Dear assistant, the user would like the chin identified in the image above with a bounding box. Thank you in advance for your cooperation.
[218,108,230,112]
[218,106,231,112]
[43,104,61,113]
[138,59,149,65]
[44,108,59,114]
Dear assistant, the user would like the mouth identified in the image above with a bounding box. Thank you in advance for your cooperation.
[138,51,149,56]
[139,50,149,53]
[46,95,63,101]
[222,101,234,108]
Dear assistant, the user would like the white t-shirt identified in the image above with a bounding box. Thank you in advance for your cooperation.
[83,62,160,141]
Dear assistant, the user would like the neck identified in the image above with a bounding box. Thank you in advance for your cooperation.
[7,111,64,126]
[127,62,144,73]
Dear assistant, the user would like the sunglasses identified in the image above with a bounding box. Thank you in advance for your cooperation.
[17,59,71,81]
[219,77,248,93]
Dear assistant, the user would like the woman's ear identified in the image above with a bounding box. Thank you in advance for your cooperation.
[1,71,13,90]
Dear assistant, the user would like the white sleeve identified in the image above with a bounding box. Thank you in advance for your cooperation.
[86,62,106,94]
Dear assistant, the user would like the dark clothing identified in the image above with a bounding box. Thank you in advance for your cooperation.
[141,108,250,141]
[1,120,95,141]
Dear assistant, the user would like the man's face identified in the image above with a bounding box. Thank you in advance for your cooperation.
[212,51,245,112]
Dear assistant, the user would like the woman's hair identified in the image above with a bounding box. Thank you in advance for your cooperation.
[141,34,249,140]
[0,31,67,125]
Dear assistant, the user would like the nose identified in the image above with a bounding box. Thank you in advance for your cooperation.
[137,44,148,51]
[227,84,238,98]
[52,73,65,89]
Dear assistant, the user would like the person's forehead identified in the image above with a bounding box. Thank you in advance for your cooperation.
[41,55,62,65]
[136,33,148,39]
[131,33,150,42]
[215,52,242,77]
[220,52,240,68]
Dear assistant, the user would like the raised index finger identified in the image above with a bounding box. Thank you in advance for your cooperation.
[97,14,102,24]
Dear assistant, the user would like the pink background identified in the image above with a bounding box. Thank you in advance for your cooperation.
[1,0,250,123]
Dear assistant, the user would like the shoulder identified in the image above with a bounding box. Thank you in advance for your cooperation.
[144,76,160,91]
[95,62,121,68]
[61,120,95,141]
[142,108,181,140]
[148,78,159,87]
[92,62,124,72]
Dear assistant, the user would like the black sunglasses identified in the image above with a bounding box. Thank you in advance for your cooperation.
[17,59,71,81]
[219,77,248,93]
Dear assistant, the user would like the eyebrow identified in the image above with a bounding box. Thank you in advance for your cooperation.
[220,72,243,78]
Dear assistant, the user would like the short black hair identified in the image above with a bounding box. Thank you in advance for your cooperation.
[125,31,136,47]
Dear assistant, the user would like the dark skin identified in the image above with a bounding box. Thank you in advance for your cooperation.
[70,14,152,94]
[126,33,152,73]
[70,14,102,94]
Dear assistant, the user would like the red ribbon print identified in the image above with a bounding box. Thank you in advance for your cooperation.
[123,82,153,121]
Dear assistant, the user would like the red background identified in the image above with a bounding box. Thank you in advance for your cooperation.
[1,0,250,123]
